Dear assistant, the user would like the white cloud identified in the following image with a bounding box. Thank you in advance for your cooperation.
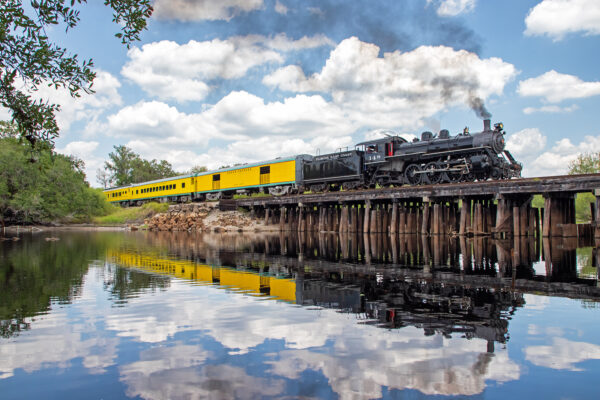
[0,106,11,121]
[57,140,99,158]
[263,37,517,130]
[4,70,122,132]
[525,0,600,40]
[153,0,264,22]
[98,91,355,173]
[507,128,600,176]
[121,39,279,102]
[121,356,286,400]
[506,128,547,163]
[525,337,600,370]
[523,105,579,114]
[122,35,332,102]
[518,70,600,103]
[365,128,417,143]
[523,294,551,311]
[0,278,119,380]
[274,0,288,15]
[55,140,103,184]
[105,92,353,141]
[429,0,477,16]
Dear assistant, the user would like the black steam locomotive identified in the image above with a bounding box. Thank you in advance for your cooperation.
[299,119,521,192]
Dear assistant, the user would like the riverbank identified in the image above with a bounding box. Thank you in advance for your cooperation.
[1,202,272,235]
[145,202,275,232]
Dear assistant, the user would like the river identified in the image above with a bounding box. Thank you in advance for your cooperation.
[1,230,600,399]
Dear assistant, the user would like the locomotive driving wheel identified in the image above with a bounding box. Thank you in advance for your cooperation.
[404,164,422,185]
[424,162,442,184]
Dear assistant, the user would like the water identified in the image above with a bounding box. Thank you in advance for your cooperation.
[1,231,600,399]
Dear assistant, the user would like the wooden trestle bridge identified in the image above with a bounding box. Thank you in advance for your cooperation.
[223,173,600,238]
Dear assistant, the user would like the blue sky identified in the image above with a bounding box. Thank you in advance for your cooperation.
[5,0,600,186]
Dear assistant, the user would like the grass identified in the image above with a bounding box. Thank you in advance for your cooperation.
[93,202,169,225]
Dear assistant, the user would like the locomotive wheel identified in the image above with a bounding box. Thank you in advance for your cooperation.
[462,172,475,182]
[424,162,442,184]
[445,170,462,183]
[404,164,422,185]
[490,168,501,180]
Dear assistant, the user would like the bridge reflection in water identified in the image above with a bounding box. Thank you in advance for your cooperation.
[109,231,600,349]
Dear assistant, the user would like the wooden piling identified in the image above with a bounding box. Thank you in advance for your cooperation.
[350,205,358,233]
[390,202,398,234]
[364,201,371,234]
[399,204,406,234]
[432,204,440,235]
[459,198,469,236]
[422,203,430,235]
[279,206,286,231]
[370,209,378,233]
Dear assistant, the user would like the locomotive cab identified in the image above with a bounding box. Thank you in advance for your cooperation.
[356,136,408,165]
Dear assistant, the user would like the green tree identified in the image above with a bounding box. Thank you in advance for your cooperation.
[568,152,600,175]
[190,165,208,174]
[102,145,178,186]
[103,144,136,186]
[0,136,110,224]
[0,0,153,146]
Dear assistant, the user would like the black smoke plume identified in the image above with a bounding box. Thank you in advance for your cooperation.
[469,96,492,119]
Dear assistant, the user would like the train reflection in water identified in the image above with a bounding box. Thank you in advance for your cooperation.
[110,232,600,349]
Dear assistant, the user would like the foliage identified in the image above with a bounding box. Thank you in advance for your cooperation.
[190,165,208,174]
[568,152,600,175]
[0,136,110,223]
[0,0,153,146]
[532,194,544,208]
[575,192,595,223]
[92,201,168,225]
[102,145,179,187]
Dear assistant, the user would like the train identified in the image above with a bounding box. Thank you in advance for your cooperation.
[104,119,522,206]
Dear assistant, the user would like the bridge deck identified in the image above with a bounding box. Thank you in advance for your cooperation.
[232,173,600,207]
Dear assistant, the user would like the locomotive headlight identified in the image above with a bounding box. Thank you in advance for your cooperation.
[494,122,504,131]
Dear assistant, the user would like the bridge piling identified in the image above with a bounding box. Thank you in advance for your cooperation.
[390,201,398,234]
[350,205,358,233]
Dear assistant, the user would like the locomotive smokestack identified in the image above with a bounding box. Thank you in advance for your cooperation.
[484,119,491,131]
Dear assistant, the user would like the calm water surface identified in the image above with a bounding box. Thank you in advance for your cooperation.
[1,231,600,399]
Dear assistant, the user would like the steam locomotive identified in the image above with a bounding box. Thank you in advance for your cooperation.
[301,118,521,192]
[104,119,521,205]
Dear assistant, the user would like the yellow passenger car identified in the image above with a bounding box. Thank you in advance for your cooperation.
[108,250,297,302]
[104,156,299,205]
